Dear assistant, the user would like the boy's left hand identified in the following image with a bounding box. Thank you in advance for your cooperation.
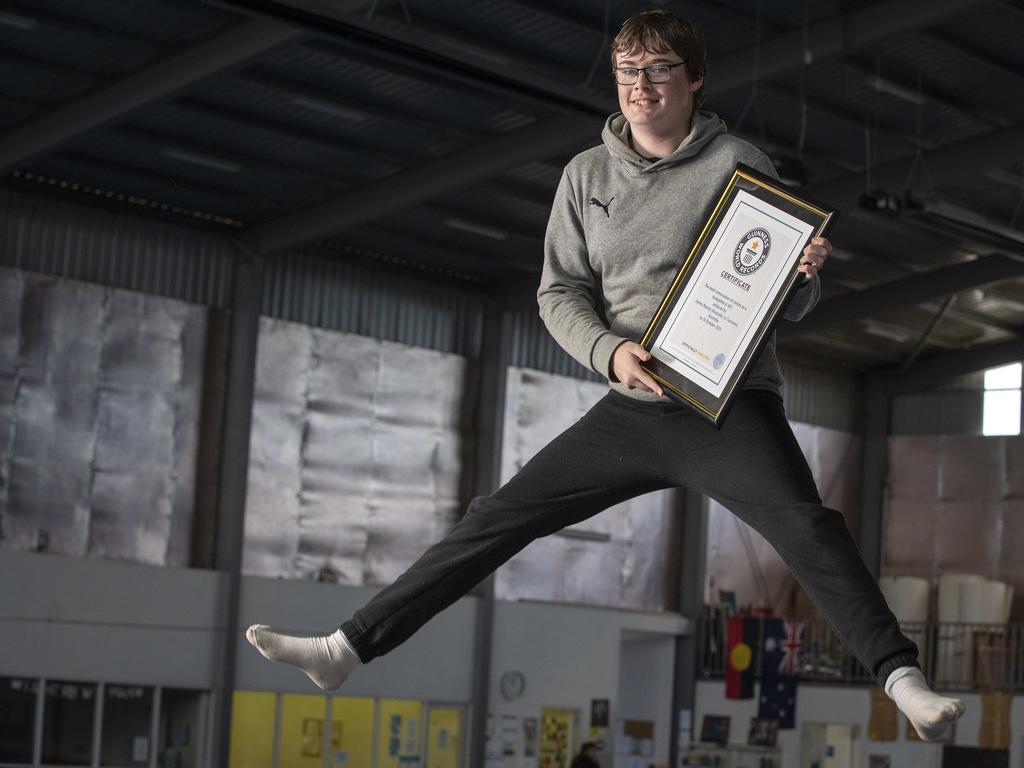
[799,236,831,280]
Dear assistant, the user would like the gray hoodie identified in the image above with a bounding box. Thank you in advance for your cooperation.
[537,110,820,402]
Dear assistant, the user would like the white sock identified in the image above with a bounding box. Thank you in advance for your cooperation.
[245,624,362,691]
[885,666,965,741]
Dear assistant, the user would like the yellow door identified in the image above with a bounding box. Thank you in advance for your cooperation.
[377,699,423,768]
[329,696,375,767]
[279,693,327,768]
[539,708,578,768]
[425,707,462,768]
[228,691,276,768]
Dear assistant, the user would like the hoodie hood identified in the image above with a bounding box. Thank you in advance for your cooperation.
[602,110,727,174]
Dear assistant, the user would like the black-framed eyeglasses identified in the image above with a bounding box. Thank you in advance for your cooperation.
[613,62,685,85]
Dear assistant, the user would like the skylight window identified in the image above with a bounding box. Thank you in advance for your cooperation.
[982,362,1022,436]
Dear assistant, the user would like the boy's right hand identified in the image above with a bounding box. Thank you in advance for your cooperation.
[611,342,663,397]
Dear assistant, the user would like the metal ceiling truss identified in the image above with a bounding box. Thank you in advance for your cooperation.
[3,0,1020,364]
[883,336,1024,395]
[237,112,599,255]
[217,0,995,256]
[703,0,989,94]
[840,55,1003,131]
[920,30,1024,90]
[0,18,302,174]
[805,119,1024,213]
[779,255,1024,339]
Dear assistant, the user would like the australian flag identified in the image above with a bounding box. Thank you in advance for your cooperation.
[758,618,803,729]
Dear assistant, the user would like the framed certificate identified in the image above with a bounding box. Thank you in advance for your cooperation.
[639,163,838,426]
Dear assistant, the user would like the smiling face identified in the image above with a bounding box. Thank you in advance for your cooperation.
[615,48,703,138]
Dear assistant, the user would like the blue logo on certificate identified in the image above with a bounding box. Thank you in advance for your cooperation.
[733,228,771,275]
[713,353,726,370]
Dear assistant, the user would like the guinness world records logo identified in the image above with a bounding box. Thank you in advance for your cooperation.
[733,228,771,275]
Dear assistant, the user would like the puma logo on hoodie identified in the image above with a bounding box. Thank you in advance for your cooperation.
[589,196,614,217]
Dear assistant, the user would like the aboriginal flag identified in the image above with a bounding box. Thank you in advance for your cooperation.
[725,617,756,699]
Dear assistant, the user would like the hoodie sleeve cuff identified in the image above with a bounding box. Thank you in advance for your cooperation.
[592,333,629,381]
[784,272,821,321]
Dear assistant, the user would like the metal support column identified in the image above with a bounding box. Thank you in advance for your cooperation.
[669,488,708,767]
[210,250,266,768]
[858,372,891,577]
[464,293,512,768]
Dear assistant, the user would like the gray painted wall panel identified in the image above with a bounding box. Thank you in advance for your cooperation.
[0,550,476,702]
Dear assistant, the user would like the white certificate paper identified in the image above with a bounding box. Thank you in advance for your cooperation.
[650,189,814,397]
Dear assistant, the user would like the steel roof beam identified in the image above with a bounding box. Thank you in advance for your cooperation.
[240,114,599,255]
[0,19,301,173]
[226,0,992,256]
[882,337,1024,395]
[708,0,989,94]
[920,30,1024,88]
[779,255,1024,339]
[803,119,1024,214]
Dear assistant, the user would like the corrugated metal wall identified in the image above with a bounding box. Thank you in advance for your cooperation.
[507,305,604,383]
[779,358,860,432]
[891,391,982,435]
[891,372,985,435]
[0,188,236,308]
[0,185,883,432]
[263,251,484,357]
[0,186,890,432]
[0,188,486,357]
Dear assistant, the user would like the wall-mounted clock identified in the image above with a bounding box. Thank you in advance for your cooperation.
[499,670,526,701]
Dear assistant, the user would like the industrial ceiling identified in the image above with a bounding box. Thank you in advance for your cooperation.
[2,0,1023,374]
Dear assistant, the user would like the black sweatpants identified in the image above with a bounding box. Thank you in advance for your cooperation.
[341,388,918,687]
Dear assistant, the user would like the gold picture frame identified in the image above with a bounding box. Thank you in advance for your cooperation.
[640,163,838,426]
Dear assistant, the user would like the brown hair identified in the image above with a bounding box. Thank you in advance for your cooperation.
[610,9,707,108]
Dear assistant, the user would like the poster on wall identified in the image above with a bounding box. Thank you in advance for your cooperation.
[427,708,462,768]
[589,699,609,749]
[501,715,520,758]
[485,715,502,768]
[377,700,423,768]
[540,709,575,768]
[523,718,538,758]
[615,719,654,756]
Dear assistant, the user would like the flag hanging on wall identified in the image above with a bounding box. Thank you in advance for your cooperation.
[726,617,757,700]
[757,618,803,728]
